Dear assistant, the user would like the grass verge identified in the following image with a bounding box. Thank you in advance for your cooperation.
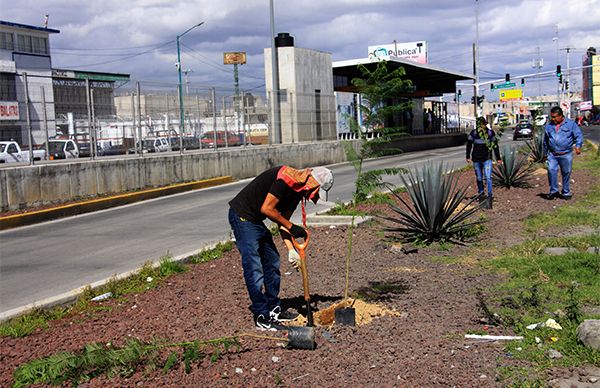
[0,243,234,338]
[481,150,600,384]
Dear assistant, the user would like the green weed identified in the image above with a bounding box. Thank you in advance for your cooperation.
[188,242,234,264]
[1,245,234,338]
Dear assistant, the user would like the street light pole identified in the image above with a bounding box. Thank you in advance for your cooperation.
[177,22,204,154]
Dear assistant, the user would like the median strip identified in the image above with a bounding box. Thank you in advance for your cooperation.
[0,176,232,230]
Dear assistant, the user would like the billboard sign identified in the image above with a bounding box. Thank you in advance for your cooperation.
[0,101,19,120]
[578,100,593,111]
[223,52,247,65]
[499,89,523,101]
[593,56,600,106]
[368,41,427,64]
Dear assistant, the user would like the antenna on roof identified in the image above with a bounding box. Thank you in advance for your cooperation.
[43,14,49,28]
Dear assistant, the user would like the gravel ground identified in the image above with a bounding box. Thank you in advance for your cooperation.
[0,167,596,387]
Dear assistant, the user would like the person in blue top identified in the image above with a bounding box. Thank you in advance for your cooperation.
[543,106,584,200]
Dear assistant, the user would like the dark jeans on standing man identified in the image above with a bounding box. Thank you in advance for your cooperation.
[228,207,281,318]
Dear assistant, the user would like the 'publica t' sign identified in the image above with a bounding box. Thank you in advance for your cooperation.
[368,41,427,64]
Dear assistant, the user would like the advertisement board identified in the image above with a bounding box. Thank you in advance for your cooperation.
[499,89,523,101]
[368,41,427,64]
[0,101,19,120]
[223,52,247,65]
[578,100,593,111]
[593,56,600,106]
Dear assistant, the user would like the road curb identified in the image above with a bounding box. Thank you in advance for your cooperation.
[0,241,227,323]
[0,176,232,231]
[0,205,369,322]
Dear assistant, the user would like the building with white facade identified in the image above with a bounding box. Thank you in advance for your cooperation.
[0,20,59,145]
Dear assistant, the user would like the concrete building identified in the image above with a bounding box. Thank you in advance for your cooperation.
[265,34,337,144]
[0,20,59,145]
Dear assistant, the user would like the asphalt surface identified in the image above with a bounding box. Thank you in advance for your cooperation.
[0,135,565,315]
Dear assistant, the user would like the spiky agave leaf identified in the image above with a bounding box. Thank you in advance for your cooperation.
[493,145,533,188]
[525,128,545,164]
[381,162,484,243]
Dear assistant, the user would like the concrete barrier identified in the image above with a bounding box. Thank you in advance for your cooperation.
[0,134,465,212]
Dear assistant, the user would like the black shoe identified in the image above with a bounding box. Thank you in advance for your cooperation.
[487,196,493,209]
[478,193,487,204]
[562,194,572,200]
[255,314,285,331]
[546,192,559,200]
[270,306,299,321]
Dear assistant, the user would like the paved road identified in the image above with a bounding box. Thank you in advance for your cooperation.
[1,139,519,315]
[582,124,600,144]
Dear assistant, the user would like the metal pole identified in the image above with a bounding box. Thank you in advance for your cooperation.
[131,92,136,154]
[269,0,281,144]
[474,0,480,118]
[23,73,34,165]
[90,89,96,160]
[473,43,478,119]
[222,95,228,147]
[178,85,184,154]
[136,81,143,157]
[211,87,217,149]
[554,24,559,102]
[85,78,93,158]
[457,91,461,131]
[212,88,218,150]
[41,86,50,158]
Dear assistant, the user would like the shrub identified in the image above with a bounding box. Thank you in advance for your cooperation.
[493,145,533,188]
[525,128,545,164]
[382,162,485,243]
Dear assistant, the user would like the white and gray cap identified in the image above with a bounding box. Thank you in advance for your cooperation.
[311,167,334,191]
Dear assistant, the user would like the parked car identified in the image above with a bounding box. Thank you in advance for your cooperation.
[513,123,534,140]
[1,141,28,163]
[99,144,127,156]
[77,142,102,158]
[44,139,79,160]
[201,131,242,148]
[127,138,171,154]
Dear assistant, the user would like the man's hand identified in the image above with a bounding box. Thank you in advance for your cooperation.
[575,147,581,155]
[497,159,503,165]
[466,159,472,164]
[288,250,301,271]
[289,224,307,239]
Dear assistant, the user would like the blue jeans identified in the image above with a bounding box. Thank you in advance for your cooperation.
[547,152,573,196]
[473,160,493,197]
[228,207,281,317]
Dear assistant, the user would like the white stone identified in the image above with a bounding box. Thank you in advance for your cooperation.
[577,320,600,350]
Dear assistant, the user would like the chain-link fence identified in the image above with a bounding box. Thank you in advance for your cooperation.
[1,72,466,165]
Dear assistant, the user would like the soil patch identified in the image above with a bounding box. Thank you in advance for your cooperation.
[0,168,596,386]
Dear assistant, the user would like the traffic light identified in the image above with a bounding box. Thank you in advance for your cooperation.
[556,65,562,77]
[490,83,494,90]
[505,73,510,82]
[477,95,485,105]
[521,78,525,86]
[471,96,475,104]
[559,74,563,83]
[565,81,569,90]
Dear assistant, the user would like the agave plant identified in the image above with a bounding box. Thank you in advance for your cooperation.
[382,162,485,243]
[525,128,545,164]
[493,144,533,188]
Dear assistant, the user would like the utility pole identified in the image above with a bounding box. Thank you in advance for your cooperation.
[553,24,559,102]
[473,0,480,118]
[532,46,543,98]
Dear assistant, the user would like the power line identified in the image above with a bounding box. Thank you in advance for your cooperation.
[61,41,173,68]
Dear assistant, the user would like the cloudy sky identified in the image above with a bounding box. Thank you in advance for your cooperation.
[3,0,599,100]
